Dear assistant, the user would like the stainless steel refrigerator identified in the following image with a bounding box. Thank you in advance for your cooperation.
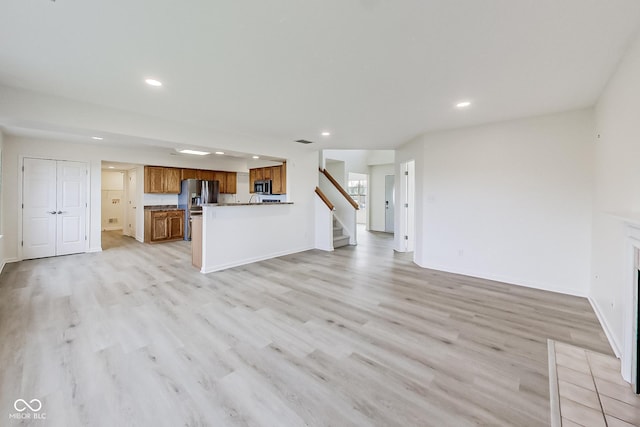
[178,179,219,240]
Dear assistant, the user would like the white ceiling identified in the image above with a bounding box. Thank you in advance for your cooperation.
[0,0,639,149]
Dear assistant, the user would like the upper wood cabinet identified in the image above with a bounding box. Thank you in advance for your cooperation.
[144,166,181,194]
[181,169,197,180]
[145,166,238,194]
[164,168,181,193]
[197,169,215,181]
[249,163,286,194]
[145,166,164,193]
[262,167,272,180]
[271,164,283,195]
[225,172,237,194]
[249,169,257,191]
[213,171,227,193]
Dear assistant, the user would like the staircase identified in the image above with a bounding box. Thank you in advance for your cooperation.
[333,218,350,248]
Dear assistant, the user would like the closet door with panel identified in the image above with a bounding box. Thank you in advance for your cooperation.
[23,158,87,259]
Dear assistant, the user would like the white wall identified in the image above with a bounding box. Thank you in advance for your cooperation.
[398,109,595,296]
[201,151,319,272]
[369,164,394,232]
[2,135,318,259]
[325,160,346,188]
[324,149,394,173]
[591,30,640,357]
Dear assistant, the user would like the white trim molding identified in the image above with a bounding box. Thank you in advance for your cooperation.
[589,296,622,358]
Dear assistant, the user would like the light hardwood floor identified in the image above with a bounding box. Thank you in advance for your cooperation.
[0,229,612,426]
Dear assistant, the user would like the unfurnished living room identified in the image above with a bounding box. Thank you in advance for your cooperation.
[2,1,640,426]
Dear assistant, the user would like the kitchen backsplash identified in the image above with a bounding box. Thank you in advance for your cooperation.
[142,192,285,205]
[143,193,179,206]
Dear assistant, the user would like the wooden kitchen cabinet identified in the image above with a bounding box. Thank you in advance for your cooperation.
[164,168,181,193]
[262,167,272,180]
[213,171,227,193]
[144,209,184,243]
[197,169,215,181]
[225,172,237,194]
[214,171,237,194]
[249,169,257,192]
[146,166,238,194]
[145,166,164,193]
[167,211,184,239]
[181,168,197,180]
[249,163,286,194]
[144,166,181,194]
[271,164,284,194]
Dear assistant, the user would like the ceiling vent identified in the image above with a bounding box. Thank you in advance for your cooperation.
[295,139,314,144]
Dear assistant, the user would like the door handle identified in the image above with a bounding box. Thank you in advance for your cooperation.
[48,211,57,214]
[57,211,65,214]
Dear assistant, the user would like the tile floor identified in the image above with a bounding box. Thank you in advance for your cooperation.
[549,340,640,426]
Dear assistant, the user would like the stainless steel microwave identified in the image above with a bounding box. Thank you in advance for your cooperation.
[254,179,272,194]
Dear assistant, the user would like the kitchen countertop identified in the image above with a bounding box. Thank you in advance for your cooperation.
[204,202,294,207]
[144,205,183,211]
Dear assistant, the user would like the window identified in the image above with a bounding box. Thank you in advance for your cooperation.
[348,178,367,210]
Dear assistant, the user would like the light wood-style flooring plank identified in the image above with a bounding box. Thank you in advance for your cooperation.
[0,229,613,426]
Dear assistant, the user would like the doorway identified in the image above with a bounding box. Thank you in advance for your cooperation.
[22,158,88,259]
[126,169,138,238]
[398,160,415,252]
[385,175,395,233]
[101,169,125,232]
[348,172,368,226]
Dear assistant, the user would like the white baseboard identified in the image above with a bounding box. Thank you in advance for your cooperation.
[0,257,19,274]
[417,261,588,298]
[201,246,314,274]
[87,247,103,253]
[102,226,123,231]
[589,296,622,358]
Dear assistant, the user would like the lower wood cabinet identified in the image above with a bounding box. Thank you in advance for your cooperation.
[144,209,185,243]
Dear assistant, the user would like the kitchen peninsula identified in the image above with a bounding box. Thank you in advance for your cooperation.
[196,202,304,273]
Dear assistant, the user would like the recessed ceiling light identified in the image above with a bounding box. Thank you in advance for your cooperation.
[108,166,115,169]
[321,131,331,137]
[215,151,225,155]
[177,149,210,156]
[456,101,471,108]
[91,136,103,140]
[252,155,260,159]
[145,78,163,87]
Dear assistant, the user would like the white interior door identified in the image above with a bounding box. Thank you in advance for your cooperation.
[23,158,87,259]
[127,169,137,237]
[23,158,57,259]
[56,161,87,255]
[385,175,395,233]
